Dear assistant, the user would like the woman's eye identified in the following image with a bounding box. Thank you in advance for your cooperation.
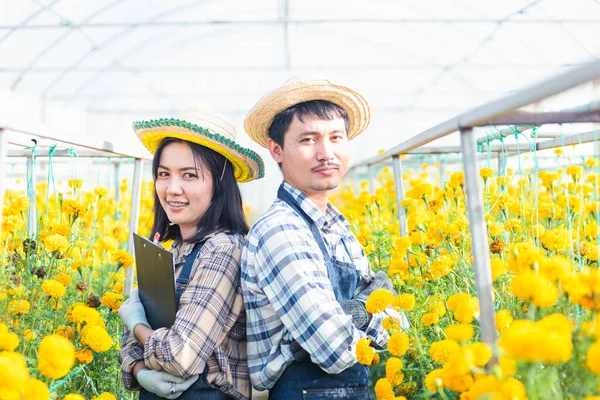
[184,173,197,178]
[158,171,169,177]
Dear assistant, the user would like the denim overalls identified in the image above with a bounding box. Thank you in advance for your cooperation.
[140,243,232,400]
[268,186,371,400]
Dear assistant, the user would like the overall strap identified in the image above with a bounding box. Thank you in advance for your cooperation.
[277,185,332,265]
[175,242,204,307]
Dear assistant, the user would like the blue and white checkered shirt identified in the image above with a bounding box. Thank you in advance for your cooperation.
[241,182,389,391]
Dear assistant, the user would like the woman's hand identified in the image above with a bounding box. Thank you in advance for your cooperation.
[137,368,199,399]
[118,288,151,333]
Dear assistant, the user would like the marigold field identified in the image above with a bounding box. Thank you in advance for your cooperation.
[2,151,600,399]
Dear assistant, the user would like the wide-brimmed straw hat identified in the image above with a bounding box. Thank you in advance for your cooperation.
[244,77,371,148]
[133,108,264,182]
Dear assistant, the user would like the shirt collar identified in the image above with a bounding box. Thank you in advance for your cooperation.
[281,182,349,231]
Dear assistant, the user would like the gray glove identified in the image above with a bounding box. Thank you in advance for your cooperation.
[137,369,199,399]
[355,271,397,303]
[118,288,151,333]
[340,300,369,330]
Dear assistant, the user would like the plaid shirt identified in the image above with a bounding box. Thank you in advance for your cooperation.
[241,182,389,391]
[119,232,250,400]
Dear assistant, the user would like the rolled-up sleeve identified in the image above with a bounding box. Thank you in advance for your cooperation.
[119,325,144,390]
[143,242,244,379]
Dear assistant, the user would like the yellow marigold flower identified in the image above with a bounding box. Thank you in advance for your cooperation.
[81,325,113,353]
[64,395,86,400]
[374,378,395,400]
[75,349,93,365]
[495,310,513,332]
[447,293,472,311]
[55,326,75,340]
[448,172,465,188]
[540,227,570,252]
[366,289,395,314]
[91,394,117,400]
[566,165,583,180]
[22,378,49,400]
[382,317,401,333]
[427,300,446,317]
[445,324,474,342]
[62,199,83,218]
[112,249,134,269]
[356,337,376,366]
[68,179,83,189]
[425,369,445,391]
[0,351,30,395]
[490,258,506,282]
[394,293,416,311]
[488,221,504,237]
[480,168,494,179]
[55,273,73,287]
[98,236,119,253]
[430,339,461,363]
[8,299,30,316]
[441,368,474,393]
[394,236,412,256]
[24,329,37,341]
[464,342,492,367]
[388,259,409,279]
[101,291,124,312]
[388,331,409,357]
[421,313,440,326]
[48,222,71,237]
[38,334,75,379]
[554,148,564,155]
[499,377,527,399]
[43,234,69,253]
[499,356,517,377]
[70,305,104,328]
[41,280,66,298]
[0,325,20,351]
[385,357,404,386]
[109,281,124,294]
[467,375,499,398]
[94,187,110,197]
[538,255,572,281]
[586,341,600,375]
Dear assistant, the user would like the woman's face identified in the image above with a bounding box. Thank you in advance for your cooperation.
[155,142,214,239]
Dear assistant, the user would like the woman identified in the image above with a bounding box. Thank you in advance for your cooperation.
[118,108,264,400]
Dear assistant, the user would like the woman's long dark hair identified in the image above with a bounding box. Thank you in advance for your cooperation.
[150,137,249,243]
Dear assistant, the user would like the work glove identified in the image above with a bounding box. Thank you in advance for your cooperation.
[340,300,369,330]
[118,288,151,333]
[355,271,397,303]
[137,369,199,399]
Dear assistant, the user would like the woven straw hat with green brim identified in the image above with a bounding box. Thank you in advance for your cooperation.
[244,77,371,148]
[134,108,264,183]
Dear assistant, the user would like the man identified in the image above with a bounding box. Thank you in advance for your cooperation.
[242,78,397,399]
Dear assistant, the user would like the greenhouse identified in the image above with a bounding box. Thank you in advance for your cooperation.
[2,1,600,399]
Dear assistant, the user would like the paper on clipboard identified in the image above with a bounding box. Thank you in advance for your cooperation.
[133,233,177,329]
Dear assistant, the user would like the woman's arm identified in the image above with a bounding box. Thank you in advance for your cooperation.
[119,325,146,390]
[143,237,244,379]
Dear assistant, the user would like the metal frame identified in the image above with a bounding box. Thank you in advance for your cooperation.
[348,60,600,352]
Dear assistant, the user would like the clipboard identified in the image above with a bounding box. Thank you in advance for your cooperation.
[133,233,177,329]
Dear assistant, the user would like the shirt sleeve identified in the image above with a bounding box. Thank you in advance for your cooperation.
[119,325,144,391]
[255,222,365,374]
[143,241,244,379]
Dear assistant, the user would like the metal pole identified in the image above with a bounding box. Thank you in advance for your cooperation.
[392,155,407,236]
[26,155,37,237]
[368,165,375,195]
[125,158,143,296]
[497,152,507,175]
[460,127,497,352]
[114,160,121,204]
[0,129,7,238]
[438,161,445,189]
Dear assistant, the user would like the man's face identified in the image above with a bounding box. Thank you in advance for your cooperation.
[268,114,349,198]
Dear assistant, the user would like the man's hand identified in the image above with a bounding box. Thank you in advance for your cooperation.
[355,271,396,303]
[137,369,199,399]
[118,288,151,333]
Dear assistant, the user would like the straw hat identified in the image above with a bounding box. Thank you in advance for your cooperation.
[244,77,371,148]
[134,108,264,182]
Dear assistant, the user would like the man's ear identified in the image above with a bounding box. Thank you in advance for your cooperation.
[267,138,283,163]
